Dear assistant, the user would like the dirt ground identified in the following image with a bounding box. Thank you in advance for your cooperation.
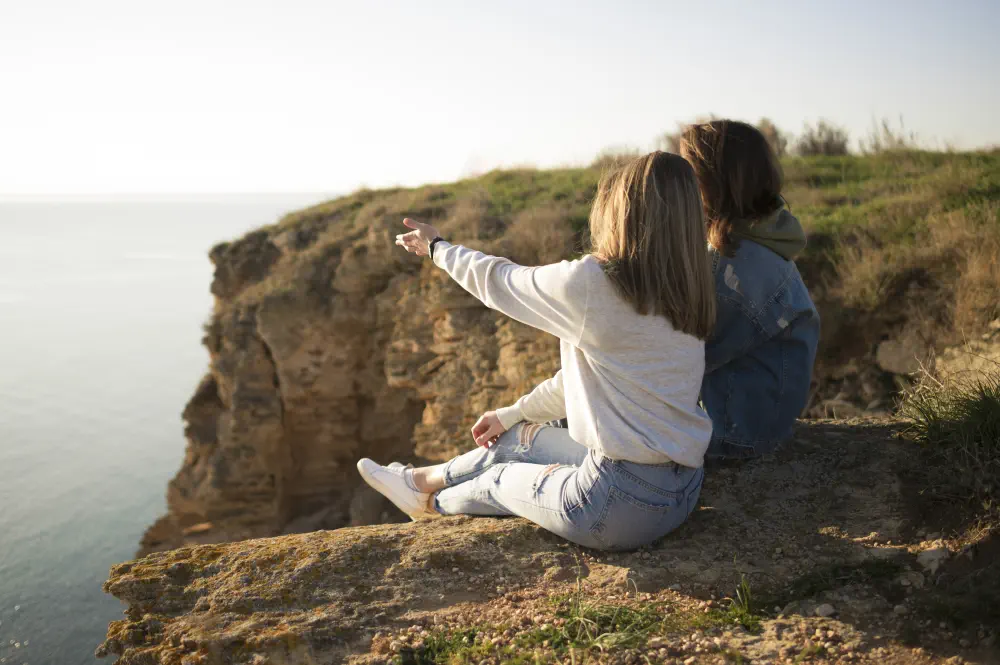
[99,419,999,665]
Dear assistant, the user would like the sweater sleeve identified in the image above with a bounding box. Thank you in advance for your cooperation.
[431,241,589,345]
[495,370,566,430]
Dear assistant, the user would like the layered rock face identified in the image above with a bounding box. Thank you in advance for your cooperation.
[141,161,995,553]
[141,179,586,554]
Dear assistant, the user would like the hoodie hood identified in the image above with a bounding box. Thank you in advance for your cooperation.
[731,208,807,260]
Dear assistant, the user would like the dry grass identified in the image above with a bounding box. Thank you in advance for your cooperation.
[899,360,1000,626]
[902,364,1000,506]
[859,116,921,155]
[590,147,642,171]
[832,202,1000,336]
[502,206,580,266]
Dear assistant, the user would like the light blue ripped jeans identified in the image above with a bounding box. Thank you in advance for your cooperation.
[434,423,704,551]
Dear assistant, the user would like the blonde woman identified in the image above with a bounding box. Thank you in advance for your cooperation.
[358,152,716,551]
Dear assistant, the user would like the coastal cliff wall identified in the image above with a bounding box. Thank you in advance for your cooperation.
[109,152,1000,663]
[140,173,590,553]
[142,152,1000,553]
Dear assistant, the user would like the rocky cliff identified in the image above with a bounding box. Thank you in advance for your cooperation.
[101,420,998,664]
[141,172,592,553]
[141,151,1000,554]
[114,154,1000,663]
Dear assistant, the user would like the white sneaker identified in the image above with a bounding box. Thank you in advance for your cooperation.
[356,458,439,520]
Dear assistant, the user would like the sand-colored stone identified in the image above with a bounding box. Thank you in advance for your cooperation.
[141,203,563,554]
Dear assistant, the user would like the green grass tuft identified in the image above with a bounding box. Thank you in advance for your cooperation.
[722,574,762,633]
[901,368,1000,506]
[395,576,767,664]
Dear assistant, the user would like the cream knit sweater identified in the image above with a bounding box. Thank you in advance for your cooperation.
[433,241,712,468]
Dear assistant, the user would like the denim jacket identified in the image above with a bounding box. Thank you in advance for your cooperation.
[700,239,820,459]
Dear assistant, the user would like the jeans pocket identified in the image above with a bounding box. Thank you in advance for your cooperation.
[589,486,682,551]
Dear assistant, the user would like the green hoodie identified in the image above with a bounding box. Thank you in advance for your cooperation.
[730,208,807,260]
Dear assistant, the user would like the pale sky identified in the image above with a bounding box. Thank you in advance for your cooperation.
[1,0,997,196]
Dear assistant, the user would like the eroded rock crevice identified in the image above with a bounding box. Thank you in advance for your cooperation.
[141,204,562,554]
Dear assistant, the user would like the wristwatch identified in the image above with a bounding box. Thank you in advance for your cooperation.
[429,236,445,259]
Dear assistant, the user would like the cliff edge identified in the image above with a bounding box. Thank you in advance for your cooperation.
[140,174,591,553]
[102,420,998,665]
[141,153,1000,554]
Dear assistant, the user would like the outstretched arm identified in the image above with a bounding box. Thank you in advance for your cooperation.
[396,218,589,345]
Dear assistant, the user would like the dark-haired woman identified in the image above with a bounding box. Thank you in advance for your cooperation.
[680,120,820,460]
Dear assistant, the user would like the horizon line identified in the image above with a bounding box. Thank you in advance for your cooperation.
[0,191,340,203]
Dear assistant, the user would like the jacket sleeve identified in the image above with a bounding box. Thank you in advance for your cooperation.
[432,241,589,345]
[704,294,766,374]
[495,370,566,429]
[705,283,815,374]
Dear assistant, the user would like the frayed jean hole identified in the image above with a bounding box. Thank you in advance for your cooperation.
[492,463,509,485]
[515,423,544,453]
[531,463,562,496]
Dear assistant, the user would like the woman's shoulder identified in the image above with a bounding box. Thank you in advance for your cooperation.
[575,253,604,272]
[571,254,615,294]
[543,254,605,283]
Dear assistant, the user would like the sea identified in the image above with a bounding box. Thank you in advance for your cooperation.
[0,195,326,665]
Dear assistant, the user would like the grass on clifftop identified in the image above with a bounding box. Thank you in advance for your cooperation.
[272,149,1000,336]
[902,366,1000,509]
[231,148,1000,417]
[900,364,1000,627]
[395,577,764,664]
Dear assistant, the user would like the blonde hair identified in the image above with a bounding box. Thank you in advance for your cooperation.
[589,151,716,339]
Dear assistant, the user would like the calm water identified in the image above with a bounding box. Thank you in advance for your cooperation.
[0,196,324,664]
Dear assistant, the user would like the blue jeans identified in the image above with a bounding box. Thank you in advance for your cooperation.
[435,423,704,551]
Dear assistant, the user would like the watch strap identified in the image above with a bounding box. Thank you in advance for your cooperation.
[429,236,445,259]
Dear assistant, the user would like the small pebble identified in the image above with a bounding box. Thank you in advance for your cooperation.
[815,603,836,617]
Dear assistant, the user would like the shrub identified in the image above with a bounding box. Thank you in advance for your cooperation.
[795,120,850,156]
[502,206,578,265]
[859,116,920,155]
[756,117,789,157]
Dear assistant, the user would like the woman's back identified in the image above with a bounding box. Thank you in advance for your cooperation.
[568,256,710,466]
[441,248,712,468]
[680,119,820,458]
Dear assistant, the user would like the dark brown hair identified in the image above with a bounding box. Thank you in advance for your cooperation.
[589,151,715,339]
[679,120,784,256]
